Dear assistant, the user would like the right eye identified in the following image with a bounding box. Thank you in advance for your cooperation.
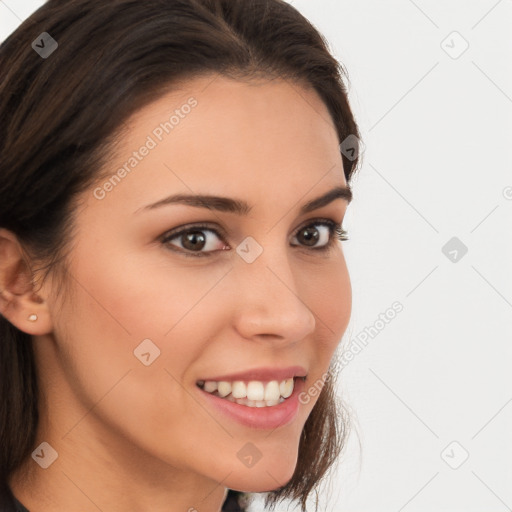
[160,223,228,258]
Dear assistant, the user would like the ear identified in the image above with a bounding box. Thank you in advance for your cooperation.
[0,228,53,335]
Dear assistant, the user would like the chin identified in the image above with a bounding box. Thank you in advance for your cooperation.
[224,463,296,493]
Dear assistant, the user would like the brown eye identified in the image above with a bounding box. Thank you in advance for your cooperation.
[181,230,207,251]
[160,219,348,258]
[292,222,334,249]
[161,224,226,257]
[296,225,321,247]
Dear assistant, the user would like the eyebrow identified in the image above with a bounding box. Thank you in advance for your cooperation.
[136,185,352,216]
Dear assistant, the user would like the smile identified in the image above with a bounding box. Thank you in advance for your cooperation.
[196,377,302,408]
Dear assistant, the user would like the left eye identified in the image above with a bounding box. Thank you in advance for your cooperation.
[160,220,346,258]
[291,222,336,248]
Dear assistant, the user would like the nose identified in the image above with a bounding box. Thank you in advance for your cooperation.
[230,240,316,346]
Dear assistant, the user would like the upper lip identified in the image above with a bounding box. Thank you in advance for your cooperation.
[197,365,307,383]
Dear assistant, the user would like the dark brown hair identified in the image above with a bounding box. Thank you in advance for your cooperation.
[0,1,361,511]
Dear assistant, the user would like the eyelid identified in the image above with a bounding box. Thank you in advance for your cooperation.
[160,218,338,242]
[160,221,228,241]
[159,222,228,258]
[159,217,346,256]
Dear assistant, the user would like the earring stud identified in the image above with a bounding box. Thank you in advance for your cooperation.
[28,314,38,322]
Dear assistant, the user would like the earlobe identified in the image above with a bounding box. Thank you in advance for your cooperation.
[0,229,53,335]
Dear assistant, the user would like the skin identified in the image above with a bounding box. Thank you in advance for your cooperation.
[1,74,352,512]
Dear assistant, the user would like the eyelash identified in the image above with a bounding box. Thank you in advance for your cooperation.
[160,219,349,258]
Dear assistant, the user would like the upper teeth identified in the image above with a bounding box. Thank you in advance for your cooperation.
[199,378,295,401]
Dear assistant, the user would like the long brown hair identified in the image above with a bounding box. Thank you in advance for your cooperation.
[0,1,362,511]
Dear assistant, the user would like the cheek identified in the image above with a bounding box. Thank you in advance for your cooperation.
[52,253,224,460]
[298,255,351,406]
[308,254,352,348]
[70,242,230,339]
[57,247,230,409]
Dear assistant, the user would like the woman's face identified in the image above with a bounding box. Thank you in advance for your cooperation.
[36,75,352,496]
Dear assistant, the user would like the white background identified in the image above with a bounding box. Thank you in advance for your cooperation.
[1,1,511,511]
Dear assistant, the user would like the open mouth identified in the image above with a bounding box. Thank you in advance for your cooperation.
[196,376,306,408]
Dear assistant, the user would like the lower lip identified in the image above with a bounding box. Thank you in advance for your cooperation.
[196,378,305,430]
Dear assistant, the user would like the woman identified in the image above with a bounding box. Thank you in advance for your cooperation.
[0,0,362,511]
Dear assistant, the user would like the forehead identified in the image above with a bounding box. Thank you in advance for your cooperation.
[124,74,340,155]
[93,74,346,212]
